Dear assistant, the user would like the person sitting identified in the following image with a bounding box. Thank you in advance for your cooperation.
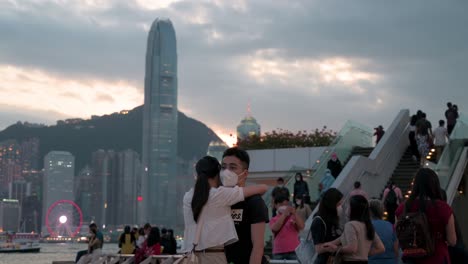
[165,229,178,254]
[135,227,162,264]
[136,228,145,248]
[118,225,136,254]
[77,223,104,264]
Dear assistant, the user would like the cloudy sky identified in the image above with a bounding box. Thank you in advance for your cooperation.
[1,0,467,146]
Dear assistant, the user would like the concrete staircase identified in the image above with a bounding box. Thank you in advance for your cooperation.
[348,147,374,160]
[385,147,420,197]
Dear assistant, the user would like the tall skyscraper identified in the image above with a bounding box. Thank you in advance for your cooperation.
[141,18,178,226]
[42,151,74,234]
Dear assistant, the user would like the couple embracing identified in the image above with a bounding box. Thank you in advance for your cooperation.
[182,147,269,264]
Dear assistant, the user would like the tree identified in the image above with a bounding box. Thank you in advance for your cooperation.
[237,127,336,150]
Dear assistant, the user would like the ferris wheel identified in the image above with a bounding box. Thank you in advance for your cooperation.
[45,200,83,238]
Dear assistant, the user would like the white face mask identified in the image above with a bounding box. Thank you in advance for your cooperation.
[277,205,288,215]
[220,169,244,187]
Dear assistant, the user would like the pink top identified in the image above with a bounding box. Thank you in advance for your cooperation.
[269,214,300,254]
[382,186,403,204]
[349,188,369,200]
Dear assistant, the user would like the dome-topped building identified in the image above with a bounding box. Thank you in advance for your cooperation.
[237,115,261,141]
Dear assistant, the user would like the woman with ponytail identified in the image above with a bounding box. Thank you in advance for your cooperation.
[324,195,385,264]
[182,156,268,263]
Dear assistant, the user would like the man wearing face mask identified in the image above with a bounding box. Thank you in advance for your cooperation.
[222,147,269,264]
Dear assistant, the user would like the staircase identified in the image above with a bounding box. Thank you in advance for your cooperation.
[347,147,374,160]
[385,147,420,197]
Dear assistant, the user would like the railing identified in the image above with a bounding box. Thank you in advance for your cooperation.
[281,120,373,203]
[261,120,372,246]
[299,109,411,260]
[89,254,185,264]
[434,113,468,190]
[444,147,468,205]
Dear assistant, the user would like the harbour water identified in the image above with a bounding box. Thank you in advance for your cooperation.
[0,243,118,264]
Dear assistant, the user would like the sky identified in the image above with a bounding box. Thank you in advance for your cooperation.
[1,0,467,146]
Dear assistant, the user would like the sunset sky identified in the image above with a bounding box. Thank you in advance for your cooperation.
[1,0,467,146]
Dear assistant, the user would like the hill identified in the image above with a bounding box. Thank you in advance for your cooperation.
[0,106,222,171]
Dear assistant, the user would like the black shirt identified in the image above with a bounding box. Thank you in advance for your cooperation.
[310,216,341,264]
[327,159,342,179]
[225,194,269,264]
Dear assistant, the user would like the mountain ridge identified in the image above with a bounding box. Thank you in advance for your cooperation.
[0,105,222,171]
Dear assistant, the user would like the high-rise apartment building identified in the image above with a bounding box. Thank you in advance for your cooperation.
[42,151,74,234]
[107,150,141,226]
[0,199,20,232]
[90,149,116,226]
[141,18,178,226]
[0,140,22,197]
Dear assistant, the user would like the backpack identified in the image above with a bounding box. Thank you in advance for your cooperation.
[396,204,435,259]
[385,187,398,206]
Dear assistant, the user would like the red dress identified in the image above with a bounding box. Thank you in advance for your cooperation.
[395,199,453,264]
[134,240,161,264]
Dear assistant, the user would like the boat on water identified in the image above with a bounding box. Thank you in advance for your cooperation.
[0,232,41,253]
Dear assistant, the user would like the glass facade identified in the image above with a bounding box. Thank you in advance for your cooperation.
[141,19,178,227]
[237,116,261,140]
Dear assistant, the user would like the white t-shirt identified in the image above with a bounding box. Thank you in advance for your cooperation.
[182,186,244,252]
[433,126,448,146]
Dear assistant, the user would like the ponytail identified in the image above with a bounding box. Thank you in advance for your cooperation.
[191,156,221,222]
[191,172,211,222]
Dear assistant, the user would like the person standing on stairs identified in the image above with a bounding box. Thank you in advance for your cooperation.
[327,153,343,179]
[382,181,403,225]
[293,173,309,202]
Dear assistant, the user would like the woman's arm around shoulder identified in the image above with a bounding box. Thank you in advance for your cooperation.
[243,184,268,198]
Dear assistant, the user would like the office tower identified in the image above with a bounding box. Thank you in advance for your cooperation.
[107,150,141,226]
[141,18,178,226]
[42,151,74,234]
[90,149,116,226]
[0,199,20,232]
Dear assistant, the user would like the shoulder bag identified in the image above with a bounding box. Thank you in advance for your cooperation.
[295,216,326,264]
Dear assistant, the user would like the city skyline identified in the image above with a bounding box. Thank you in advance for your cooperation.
[1,1,468,147]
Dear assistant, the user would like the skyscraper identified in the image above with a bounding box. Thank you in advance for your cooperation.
[141,18,178,226]
[42,151,74,234]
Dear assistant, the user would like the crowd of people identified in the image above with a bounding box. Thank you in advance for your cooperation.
[409,102,460,165]
[75,222,178,264]
[75,125,465,264]
[310,168,464,264]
